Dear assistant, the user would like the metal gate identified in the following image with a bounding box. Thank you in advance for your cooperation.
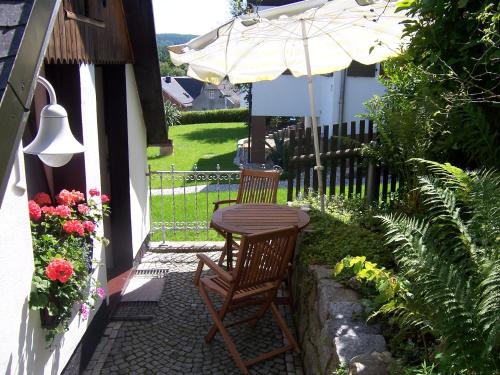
[148,164,242,241]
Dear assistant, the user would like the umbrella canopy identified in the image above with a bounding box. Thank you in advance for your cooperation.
[169,0,410,210]
[169,0,409,84]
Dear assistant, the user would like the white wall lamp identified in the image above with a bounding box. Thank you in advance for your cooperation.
[23,76,85,167]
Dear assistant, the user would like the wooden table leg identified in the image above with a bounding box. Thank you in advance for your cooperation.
[226,232,233,270]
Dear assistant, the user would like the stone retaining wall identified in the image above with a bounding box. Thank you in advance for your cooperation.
[292,265,391,375]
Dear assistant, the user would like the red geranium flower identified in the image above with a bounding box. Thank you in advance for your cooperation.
[83,220,96,233]
[77,204,90,214]
[33,192,52,206]
[63,220,85,236]
[45,258,73,283]
[55,205,71,218]
[28,200,41,221]
[89,188,100,197]
[100,194,110,204]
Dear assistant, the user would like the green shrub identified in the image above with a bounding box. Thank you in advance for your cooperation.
[298,196,394,268]
[179,108,249,124]
[337,160,500,374]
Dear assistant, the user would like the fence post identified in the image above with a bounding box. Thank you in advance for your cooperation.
[366,158,375,204]
[287,127,296,202]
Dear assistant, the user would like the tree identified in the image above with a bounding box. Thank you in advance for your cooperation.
[366,0,500,169]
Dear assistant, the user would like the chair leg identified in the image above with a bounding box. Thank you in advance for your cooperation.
[217,247,227,267]
[248,291,274,328]
[198,285,249,374]
[194,260,204,286]
[270,302,300,352]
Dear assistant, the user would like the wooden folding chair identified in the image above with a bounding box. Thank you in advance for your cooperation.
[213,168,281,266]
[194,226,300,374]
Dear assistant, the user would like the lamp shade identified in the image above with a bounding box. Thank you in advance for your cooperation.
[23,103,85,167]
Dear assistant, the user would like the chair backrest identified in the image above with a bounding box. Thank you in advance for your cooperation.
[236,169,280,205]
[233,226,298,291]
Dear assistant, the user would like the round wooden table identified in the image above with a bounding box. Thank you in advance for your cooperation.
[210,203,310,268]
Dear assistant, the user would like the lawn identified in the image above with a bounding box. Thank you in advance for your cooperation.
[150,188,288,241]
[148,122,247,172]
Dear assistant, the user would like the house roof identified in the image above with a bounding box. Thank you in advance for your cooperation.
[0,1,33,99]
[0,0,61,206]
[161,77,194,107]
[174,76,203,99]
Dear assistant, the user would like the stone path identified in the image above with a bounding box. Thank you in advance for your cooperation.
[84,249,303,375]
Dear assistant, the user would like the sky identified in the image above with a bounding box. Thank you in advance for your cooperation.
[152,0,232,36]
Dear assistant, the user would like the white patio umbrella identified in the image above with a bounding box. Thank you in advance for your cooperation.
[169,0,410,210]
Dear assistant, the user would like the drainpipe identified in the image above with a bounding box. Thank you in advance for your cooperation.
[337,69,347,144]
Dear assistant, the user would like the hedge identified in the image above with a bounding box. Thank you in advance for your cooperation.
[179,108,249,124]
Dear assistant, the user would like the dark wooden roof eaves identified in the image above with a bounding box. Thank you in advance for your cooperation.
[122,0,168,146]
[0,0,61,207]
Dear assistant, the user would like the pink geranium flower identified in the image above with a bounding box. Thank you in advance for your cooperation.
[83,220,96,233]
[89,188,100,197]
[80,303,89,320]
[100,194,110,204]
[28,200,41,221]
[96,287,106,298]
[55,205,71,218]
[63,220,85,236]
[77,204,90,214]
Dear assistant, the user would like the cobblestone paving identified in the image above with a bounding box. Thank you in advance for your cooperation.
[84,251,303,375]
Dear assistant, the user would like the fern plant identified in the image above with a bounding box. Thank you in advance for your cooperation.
[378,159,499,373]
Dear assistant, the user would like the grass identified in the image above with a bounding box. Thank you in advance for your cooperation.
[150,188,288,241]
[148,122,247,172]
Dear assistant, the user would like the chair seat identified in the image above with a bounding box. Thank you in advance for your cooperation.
[201,275,277,301]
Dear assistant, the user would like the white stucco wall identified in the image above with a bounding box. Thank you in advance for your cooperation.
[0,148,38,374]
[251,70,386,131]
[125,64,150,258]
[342,75,385,123]
[79,63,108,301]
[251,75,333,125]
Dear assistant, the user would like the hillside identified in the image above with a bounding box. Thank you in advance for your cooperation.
[156,33,197,48]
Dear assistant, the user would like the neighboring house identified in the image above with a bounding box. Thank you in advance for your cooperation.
[161,76,197,109]
[161,76,240,111]
[0,0,167,373]
[247,0,386,163]
[191,81,239,111]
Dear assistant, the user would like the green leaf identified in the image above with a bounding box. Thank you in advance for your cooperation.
[334,261,344,276]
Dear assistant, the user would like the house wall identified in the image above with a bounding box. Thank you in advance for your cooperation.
[251,75,332,125]
[125,64,150,258]
[251,70,385,131]
[0,64,110,375]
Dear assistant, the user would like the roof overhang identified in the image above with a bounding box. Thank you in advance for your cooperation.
[122,0,169,146]
[0,0,62,207]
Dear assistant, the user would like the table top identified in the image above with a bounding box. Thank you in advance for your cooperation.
[210,203,310,235]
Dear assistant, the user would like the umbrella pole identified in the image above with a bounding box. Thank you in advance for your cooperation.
[301,20,325,212]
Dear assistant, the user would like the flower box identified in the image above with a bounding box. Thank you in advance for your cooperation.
[28,189,110,341]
